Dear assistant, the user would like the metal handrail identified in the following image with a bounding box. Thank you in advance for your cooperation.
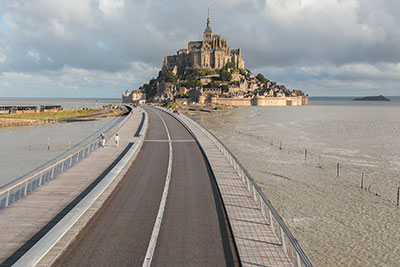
[158,106,313,267]
[209,132,314,267]
[0,107,132,210]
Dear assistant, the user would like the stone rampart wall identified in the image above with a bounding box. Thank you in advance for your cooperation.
[210,96,308,106]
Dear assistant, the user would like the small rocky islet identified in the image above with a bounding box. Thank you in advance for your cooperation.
[352,95,390,101]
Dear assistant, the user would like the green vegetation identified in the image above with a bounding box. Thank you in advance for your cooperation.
[225,62,236,69]
[222,62,246,76]
[213,80,222,87]
[220,69,232,82]
[140,78,158,100]
[0,108,104,121]
[229,80,240,86]
[193,68,216,76]
[183,79,201,88]
[139,63,270,102]
[256,73,267,83]
[164,71,178,84]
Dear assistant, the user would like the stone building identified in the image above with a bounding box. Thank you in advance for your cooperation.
[122,89,146,104]
[162,9,245,75]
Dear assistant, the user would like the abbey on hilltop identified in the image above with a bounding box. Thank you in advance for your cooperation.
[162,9,245,75]
[122,9,308,107]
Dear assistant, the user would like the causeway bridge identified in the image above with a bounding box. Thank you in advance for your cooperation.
[0,106,313,267]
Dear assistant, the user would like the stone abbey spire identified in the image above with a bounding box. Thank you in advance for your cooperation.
[203,7,213,41]
[204,7,212,33]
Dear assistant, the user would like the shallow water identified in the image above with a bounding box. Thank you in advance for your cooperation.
[0,117,123,188]
[190,99,400,266]
[0,98,123,188]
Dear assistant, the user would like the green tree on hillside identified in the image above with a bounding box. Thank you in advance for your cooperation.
[239,68,246,76]
[220,70,232,82]
[184,79,201,88]
[214,80,222,87]
[165,71,178,84]
[256,73,267,83]
[195,69,213,76]
[225,62,236,69]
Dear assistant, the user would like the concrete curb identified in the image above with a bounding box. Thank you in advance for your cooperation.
[13,108,149,267]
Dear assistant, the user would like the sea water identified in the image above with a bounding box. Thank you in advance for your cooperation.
[0,98,122,188]
[190,97,400,266]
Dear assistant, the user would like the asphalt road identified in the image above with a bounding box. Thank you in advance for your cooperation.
[55,107,239,267]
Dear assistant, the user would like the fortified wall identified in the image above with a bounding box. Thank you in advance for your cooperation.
[210,96,308,107]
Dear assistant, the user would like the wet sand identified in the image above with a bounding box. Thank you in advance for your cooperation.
[189,104,400,266]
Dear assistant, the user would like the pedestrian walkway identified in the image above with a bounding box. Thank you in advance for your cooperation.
[177,113,294,267]
[0,108,144,266]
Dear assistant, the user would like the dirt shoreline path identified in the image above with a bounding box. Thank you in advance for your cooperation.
[0,109,128,128]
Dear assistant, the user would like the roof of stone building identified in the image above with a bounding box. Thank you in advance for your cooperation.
[204,7,212,33]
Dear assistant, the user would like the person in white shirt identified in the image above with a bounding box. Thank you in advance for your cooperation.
[114,134,120,147]
[100,133,106,148]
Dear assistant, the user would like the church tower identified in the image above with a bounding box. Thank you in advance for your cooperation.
[203,7,213,41]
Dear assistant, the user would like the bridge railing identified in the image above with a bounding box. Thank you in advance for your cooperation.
[161,107,313,267]
[210,134,314,267]
[0,107,132,211]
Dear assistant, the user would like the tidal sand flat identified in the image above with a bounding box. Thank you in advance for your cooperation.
[190,99,400,266]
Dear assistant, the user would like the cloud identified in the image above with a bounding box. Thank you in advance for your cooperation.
[0,64,152,97]
[49,19,67,37]
[27,50,41,61]
[0,0,400,97]
[0,54,6,63]
[254,62,400,96]
[99,0,125,17]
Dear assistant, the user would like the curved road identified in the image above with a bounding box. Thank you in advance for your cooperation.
[55,107,239,267]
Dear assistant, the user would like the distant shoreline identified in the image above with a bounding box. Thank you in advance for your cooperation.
[0,108,127,128]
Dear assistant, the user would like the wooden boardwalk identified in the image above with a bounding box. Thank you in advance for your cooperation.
[0,108,144,266]
[179,114,293,267]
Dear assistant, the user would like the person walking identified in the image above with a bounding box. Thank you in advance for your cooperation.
[114,134,120,147]
[100,133,106,148]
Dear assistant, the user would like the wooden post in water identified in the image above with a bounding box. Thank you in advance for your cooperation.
[361,172,364,189]
[318,155,321,168]
[47,136,50,150]
[279,142,282,150]
[270,138,273,146]
[304,149,307,161]
[397,187,400,206]
[336,163,340,177]
[67,140,70,151]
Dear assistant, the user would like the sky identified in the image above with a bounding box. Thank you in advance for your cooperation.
[1,0,400,98]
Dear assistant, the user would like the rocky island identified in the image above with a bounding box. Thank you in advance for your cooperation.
[123,10,308,107]
[352,95,390,101]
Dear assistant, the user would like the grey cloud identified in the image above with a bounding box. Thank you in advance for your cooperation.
[1,0,400,97]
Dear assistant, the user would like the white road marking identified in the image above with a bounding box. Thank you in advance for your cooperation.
[142,110,173,267]
[144,139,195,143]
